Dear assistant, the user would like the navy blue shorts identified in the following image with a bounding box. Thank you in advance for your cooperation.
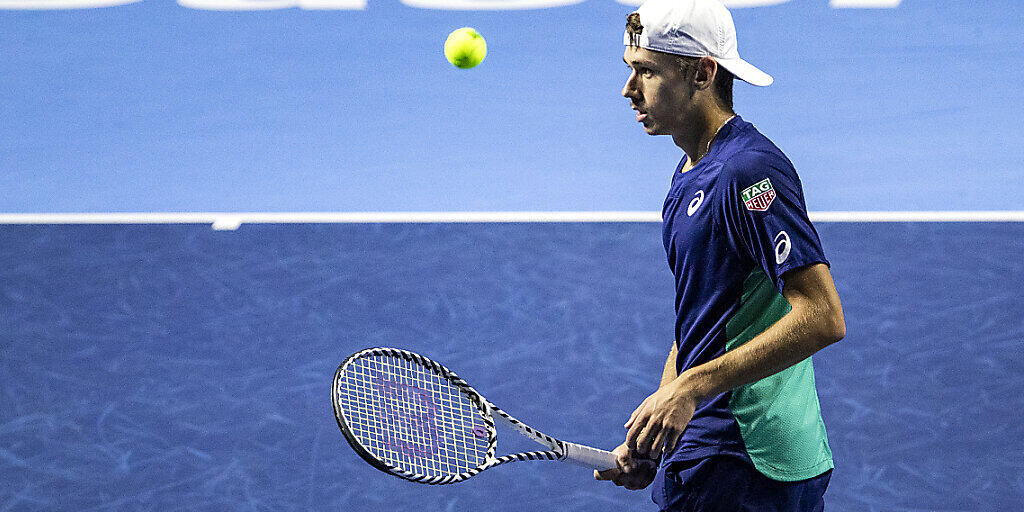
[651,456,832,512]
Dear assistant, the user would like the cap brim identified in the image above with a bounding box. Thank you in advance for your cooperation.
[715,57,773,87]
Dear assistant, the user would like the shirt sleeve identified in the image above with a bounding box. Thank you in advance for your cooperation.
[715,150,829,292]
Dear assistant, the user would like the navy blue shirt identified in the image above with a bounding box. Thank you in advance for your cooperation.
[661,116,834,481]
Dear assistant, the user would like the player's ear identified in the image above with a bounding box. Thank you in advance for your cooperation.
[694,57,717,91]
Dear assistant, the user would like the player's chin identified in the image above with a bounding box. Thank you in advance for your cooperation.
[640,118,662,135]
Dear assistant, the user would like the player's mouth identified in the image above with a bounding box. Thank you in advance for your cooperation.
[632,106,648,122]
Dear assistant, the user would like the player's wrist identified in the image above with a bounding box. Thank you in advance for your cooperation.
[673,369,708,404]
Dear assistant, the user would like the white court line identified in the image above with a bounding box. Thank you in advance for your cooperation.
[809,211,1024,222]
[0,211,1022,229]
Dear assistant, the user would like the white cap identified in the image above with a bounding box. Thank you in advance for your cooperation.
[623,0,773,87]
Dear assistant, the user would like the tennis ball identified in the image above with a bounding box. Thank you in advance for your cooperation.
[444,27,487,69]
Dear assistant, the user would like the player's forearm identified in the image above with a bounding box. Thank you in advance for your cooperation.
[659,342,678,388]
[675,299,843,403]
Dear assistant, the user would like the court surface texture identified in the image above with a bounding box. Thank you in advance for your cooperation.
[3,221,1022,511]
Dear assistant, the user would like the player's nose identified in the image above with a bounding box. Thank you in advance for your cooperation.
[622,74,639,100]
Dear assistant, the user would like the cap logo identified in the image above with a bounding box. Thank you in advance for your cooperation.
[626,12,643,47]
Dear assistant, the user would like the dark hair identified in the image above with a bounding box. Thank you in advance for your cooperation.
[626,13,643,47]
[677,56,735,111]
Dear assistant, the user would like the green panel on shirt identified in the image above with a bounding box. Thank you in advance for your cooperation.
[725,268,834,481]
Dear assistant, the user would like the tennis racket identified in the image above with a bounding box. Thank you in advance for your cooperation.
[332,347,618,484]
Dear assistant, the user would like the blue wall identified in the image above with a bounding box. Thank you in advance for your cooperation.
[1,0,1021,212]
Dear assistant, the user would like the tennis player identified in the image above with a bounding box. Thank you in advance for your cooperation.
[594,0,846,510]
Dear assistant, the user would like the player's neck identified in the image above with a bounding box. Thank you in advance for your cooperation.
[673,107,735,167]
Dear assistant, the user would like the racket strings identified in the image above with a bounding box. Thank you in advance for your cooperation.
[338,354,490,478]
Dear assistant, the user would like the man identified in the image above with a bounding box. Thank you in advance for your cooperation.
[594,0,846,510]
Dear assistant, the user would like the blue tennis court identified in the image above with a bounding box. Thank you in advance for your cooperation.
[2,0,1023,510]
[3,222,1022,510]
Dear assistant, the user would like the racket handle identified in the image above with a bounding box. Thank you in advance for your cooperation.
[562,442,618,471]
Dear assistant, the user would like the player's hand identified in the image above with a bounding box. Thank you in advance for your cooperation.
[593,443,657,490]
[624,378,697,459]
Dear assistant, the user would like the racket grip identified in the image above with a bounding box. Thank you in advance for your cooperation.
[562,442,618,471]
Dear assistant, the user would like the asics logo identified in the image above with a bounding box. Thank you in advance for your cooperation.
[687,190,705,216]
[774,231,791,265]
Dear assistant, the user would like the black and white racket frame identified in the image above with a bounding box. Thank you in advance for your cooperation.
[332,347,617,485]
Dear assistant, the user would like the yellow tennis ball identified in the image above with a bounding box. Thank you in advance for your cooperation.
[444,27,487,69]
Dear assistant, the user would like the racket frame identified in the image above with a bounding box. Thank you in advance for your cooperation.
[332,347,615,485]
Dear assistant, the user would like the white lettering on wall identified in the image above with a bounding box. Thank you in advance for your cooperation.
[830,0,901,7]
[179,0,366,10]
[0,0,139,8]
[0,0,904,10]
[617,0,792,7]
[402,0,583,10]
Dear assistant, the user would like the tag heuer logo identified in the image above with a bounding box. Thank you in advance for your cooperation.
[741,178,776,212]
